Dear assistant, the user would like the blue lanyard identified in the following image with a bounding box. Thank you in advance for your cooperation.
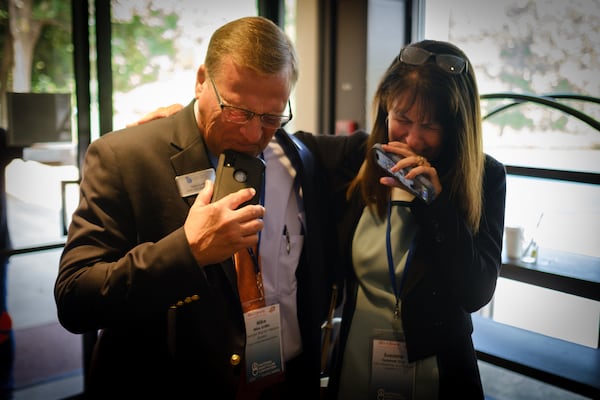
[386,200,416,320]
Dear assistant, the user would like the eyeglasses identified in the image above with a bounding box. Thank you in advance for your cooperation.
[209,77,293,129]
[399,46,467,74]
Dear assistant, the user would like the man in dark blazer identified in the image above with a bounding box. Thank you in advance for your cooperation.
[54,16,333,399]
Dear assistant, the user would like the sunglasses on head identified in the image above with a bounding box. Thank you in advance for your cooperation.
[398,46,467,74]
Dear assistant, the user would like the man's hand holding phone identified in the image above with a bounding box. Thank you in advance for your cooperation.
[184,150,265,267]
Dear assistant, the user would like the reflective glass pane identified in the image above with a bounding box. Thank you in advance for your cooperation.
[110,1,258,129]
[423,0,600,174]
[423,0,600,361]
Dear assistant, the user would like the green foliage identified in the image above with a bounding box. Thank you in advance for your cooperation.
[553,78,575,93]
[31,18,73,92]
[463,0,600,137]
[0,0,73,93]
[552,115,568,131]
[0,0,7,18]
[1,0,177,95]
[111,10,177,93]
[498,71,531,94]
[491,110,534,132]
[32,0,70,20]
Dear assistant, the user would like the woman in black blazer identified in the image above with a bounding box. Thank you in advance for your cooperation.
[303,40,506,399]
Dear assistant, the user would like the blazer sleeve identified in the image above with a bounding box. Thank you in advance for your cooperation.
[410,155,507,312]
[55,132,206,334]
[293,130,368,203]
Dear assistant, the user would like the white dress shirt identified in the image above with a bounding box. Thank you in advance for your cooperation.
[259,137,304,362]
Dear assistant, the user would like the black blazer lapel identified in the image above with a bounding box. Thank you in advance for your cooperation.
[167,101,238,293]
[168,102,213,207]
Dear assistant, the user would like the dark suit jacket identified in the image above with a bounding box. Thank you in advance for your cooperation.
[55,102,332,399]
[298,131,506,399]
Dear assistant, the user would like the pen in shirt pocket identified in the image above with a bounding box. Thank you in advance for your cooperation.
[283,225,290,254]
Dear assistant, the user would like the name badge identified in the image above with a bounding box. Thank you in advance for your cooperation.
[243,304,284,383]
[175,168,215,197]
[370,336,415,399]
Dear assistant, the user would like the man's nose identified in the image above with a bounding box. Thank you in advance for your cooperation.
[239,116,263,143]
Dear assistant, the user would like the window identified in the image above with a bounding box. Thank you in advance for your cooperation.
[422,0,599,348]
[423,0,599,255]
[109,1,257,130]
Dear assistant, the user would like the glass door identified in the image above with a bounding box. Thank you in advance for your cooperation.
[1,1,81,397]
[109,1,258,129]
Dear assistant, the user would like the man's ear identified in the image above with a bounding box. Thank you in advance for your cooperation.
[195,65,207,98]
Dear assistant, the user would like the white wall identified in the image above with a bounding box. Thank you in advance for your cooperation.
[291,0,320,134]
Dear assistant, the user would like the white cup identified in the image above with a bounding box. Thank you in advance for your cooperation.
[504,226,525,259]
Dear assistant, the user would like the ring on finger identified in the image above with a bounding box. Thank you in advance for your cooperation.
[417,156,426,166]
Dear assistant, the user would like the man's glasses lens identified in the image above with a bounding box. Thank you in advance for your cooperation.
[221,106,290,129]
[399,47,466,74]
[262,115,288,128]
[222,107,254,124]
[210,77,291,128]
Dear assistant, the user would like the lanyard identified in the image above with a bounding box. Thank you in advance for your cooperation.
[386,200,416,320]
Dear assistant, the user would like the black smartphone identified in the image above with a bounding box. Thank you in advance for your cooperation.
[372,143,436,204]
[211,150,266,208]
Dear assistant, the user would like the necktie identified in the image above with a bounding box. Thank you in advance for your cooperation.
[234,246,284,400]
[234,246,265,312]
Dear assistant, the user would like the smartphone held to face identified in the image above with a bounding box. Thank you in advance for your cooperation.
[372,143,436,204]
[211,150,265,208]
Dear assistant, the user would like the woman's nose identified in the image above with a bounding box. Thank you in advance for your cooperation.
[404,125,423,148]
[390,124,415,144]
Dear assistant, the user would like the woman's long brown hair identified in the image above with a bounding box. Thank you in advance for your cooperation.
[347,40,485,233]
